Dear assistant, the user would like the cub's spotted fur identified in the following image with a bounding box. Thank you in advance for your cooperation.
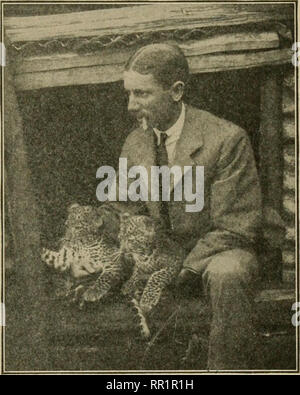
[119,213,184,338]
[41,203,123,299]
[41,205,184,339]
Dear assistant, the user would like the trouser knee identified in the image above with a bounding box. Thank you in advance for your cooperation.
[202,249,258,291]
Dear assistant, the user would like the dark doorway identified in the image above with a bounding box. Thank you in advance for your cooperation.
[17,68,261,246]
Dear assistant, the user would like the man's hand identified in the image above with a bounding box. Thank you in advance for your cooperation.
[176,268,198,288]
[175,268,201,299]
[71,260,96,279]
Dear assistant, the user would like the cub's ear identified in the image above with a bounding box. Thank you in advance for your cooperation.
[142,215,154,227]
[154,217,167,232]
[68,203,80,212]
[95,217,104,228]
[97,204,122,215]
[121,212,130,220]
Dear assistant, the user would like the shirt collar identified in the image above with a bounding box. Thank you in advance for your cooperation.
[154,102,185,145]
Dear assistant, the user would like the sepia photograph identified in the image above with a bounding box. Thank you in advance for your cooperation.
[0,1,299,374]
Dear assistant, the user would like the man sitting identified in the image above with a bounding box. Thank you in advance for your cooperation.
[98,43,262,370]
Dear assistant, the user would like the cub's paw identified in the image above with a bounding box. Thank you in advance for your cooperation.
[131,298,151,340]
[67,284,85,303]
[140,303,152,317]
[121,283,133,297]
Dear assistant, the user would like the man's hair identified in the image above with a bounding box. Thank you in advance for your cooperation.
[125,43,189,90]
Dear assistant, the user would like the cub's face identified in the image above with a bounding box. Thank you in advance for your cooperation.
[119,213,156,252]
[64,204,103,240]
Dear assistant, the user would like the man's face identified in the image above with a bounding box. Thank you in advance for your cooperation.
[123,70,175,131]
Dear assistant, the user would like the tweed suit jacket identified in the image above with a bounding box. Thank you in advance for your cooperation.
[116,105,262,274]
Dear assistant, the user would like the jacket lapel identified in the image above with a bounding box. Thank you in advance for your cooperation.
[171,105,204,192]
[130,128,161,217]
[134,126,156,196]
[130,105,205,217]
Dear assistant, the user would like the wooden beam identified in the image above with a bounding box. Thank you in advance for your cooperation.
[14,48,291,91]
[4,4,293,43]
[15,32,280,74]
[255,288,295,303]
[188,48,291,73]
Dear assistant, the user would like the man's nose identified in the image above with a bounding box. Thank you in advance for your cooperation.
[128,93,140,112]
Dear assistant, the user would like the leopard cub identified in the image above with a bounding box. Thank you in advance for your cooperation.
[119,213,184,338]
[41,203,122,300]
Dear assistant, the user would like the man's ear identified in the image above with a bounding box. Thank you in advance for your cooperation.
[170,81,185,102]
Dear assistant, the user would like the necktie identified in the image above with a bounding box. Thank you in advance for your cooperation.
[156,132,171,230]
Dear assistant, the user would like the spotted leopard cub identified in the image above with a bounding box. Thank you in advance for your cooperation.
[119,213,184,338]
[41,203,122,300]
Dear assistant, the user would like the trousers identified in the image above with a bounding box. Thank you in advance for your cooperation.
[200,248,259,370]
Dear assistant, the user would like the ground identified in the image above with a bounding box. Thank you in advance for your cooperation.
[4,269,297,372]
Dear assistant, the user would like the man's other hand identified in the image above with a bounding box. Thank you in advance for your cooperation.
[71,260,96,278]
[176,269,200,297]
[176,268,198,288]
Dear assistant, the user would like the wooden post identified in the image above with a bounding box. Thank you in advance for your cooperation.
[4,51,50,370]
[258,67,284,283]
[259,67,284,211]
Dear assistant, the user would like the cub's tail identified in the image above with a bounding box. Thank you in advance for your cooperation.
[41,247,70,272]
